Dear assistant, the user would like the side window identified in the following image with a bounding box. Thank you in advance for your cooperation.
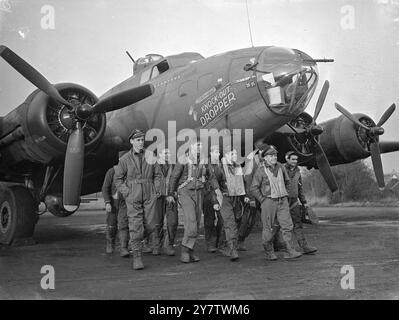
[152,66,160,79]
[140,68,152,84]
[151,60,170,80]
[140,60,170,83]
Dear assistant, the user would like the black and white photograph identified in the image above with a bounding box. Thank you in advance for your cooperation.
[0,0,399,304]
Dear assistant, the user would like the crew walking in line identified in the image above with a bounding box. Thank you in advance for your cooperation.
[284,151,317,254]
[152,147,179,256]
[167,139,221,263]
[114,129,162,270]
[250,145,302,260]
[203,145,224,253]
[212,145,251,261]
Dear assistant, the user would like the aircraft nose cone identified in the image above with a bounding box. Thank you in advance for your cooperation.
[255,46,319,117]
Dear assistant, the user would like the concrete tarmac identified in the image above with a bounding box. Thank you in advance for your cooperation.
[1,207,398,300]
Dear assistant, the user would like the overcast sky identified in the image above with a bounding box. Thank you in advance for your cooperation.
[1,0,399,171]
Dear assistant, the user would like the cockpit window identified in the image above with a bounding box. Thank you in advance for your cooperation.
[134,54,164,75]
[151,60,169,79]
[139,60,170,84]
[136,54,163,65]
[140,68,152,84]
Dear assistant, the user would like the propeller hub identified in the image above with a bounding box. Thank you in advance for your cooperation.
[75,103,93,121]
[371,127,384,136]
[310,125,323,136]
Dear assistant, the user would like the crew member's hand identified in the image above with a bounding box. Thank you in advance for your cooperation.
[166,196,175,204]
[213,203,220,211]
[105,203,112,213]
[244,197,250,203]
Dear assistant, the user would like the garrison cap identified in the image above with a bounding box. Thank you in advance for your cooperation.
[285,150,298,158]
[255,142,269,152]
[128,129,145,140]
[261,144,278,157]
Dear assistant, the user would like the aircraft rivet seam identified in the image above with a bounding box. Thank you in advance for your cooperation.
[154,75,181,88]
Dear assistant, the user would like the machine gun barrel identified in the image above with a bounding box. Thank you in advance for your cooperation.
[304,58,334,63]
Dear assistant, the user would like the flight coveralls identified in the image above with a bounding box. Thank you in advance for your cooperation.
[250,162,301,259]
[203,162,224,252]
[213,160,248,260]
[284,164,317,254]
[114,149,162,255]
[153,162,178,255]
[168,157,219,261]
[101,167,119,252]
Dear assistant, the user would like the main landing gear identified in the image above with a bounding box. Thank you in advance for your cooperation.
[0,184,38,245]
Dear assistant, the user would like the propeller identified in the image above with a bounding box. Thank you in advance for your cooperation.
[288,80,338,192]
[0,45,72,108]
[0,45,154,210]
[335,103,396,189]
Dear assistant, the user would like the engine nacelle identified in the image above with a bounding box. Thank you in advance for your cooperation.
[0,83,106,170]
[319,113,373,166]
[44,194,76,217]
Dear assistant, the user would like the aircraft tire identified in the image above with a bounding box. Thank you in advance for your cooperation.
[0,185,37,245]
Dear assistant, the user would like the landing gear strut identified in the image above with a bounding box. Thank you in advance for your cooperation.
[0,184,38,245]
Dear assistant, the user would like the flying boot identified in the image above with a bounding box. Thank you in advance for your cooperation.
[298,238,317,254]
[119,230,130,257]
[132,249,144,270]
[180,245,191,263]
[105,226,117,254]
[263,242,278,261]
[282,233,302,259]
[189,248,200,262]
[229,240,239,261]
[217,241,231,257]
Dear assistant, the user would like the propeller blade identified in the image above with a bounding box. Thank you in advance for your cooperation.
[313,80,329,123]
[335,103,370,131]
[92,84,154,114]
[370,141,385,188]
[311,140,338,192]
[379,141,399,154]
[63,122,85,211]
[377,103,396,127]
[0,45,71,107]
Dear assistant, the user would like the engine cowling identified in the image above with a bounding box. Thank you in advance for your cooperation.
[0,83,106,170]
[319,113,373,166]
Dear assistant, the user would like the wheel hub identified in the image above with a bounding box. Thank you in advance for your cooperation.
[0,201,11,233]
